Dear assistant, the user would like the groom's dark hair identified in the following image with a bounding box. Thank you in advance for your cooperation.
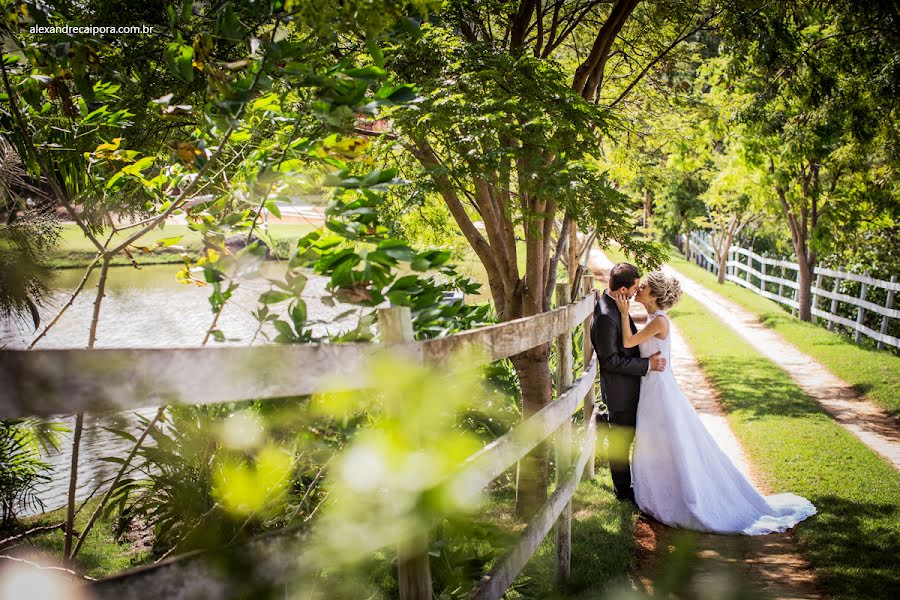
[609,263,641,292]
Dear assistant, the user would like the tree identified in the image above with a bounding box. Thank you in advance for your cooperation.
[372,1,732,516]
[723,0,900,320]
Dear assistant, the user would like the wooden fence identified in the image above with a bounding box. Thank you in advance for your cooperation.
[0,279,601,600]
[684,231,899,350]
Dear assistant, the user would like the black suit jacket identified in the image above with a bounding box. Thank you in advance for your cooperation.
[590,292,649,413]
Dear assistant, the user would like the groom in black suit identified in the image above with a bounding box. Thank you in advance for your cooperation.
[591,262,666,503]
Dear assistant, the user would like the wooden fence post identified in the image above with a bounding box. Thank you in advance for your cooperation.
[554,283,573,587]
[791,265,799,318]
[745,251,752,285]
[778,264,785,300]
[878,275,897,350]
[760,255,767,294]
[812,272,824,324]
[855,271,870,344]
[828,272,842,331]
[581,275,596,481]
[377,306,432,600]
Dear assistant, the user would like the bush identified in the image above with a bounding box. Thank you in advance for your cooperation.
[0,418,66,529]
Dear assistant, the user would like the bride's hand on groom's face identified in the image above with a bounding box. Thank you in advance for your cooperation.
[613,291,630,313]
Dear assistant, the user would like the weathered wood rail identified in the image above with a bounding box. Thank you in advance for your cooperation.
[1,278,602,600]
[685,231,899,349]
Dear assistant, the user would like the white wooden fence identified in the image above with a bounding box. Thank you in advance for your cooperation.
[0,279,601,600]
[685,231,899,350]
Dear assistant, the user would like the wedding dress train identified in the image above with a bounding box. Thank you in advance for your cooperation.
[631,311,816,535]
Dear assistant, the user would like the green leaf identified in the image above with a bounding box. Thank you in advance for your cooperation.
[156,236,184,247]
[259,290,293,304]
[211,329,225,343]
[367,40,384,69]
[122,156,155,175]
[165,42,195,83]
[264,199,282,219]
[290,300,307,327]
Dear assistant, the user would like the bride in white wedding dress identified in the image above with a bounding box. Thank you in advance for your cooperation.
[612,271,816,535]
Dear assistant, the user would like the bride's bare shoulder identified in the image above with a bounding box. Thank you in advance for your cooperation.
[654,315,670,340]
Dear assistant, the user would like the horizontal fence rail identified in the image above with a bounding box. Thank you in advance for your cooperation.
[684,231,899,349]
[3,277,601,600]
[0,294,595,420]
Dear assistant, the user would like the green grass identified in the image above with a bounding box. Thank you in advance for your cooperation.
[665,250,900,418]
[48,223,318,268]
[436,473,636,599]
[670,294,900,600]
[10,498,152,578]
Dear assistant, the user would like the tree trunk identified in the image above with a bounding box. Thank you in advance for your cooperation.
[796,245,814,321]
[510,344,552,518]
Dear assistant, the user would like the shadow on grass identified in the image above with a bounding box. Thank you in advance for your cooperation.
[800,494,900,600]
[698,357,825,422]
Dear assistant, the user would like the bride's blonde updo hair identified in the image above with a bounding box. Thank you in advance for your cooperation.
[646,271,683,311]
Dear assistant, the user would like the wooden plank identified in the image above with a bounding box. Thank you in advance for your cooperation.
[855,272,870,343]
[0,343,375,419]
[581,275,596,481]
[809,287,900,319]
[828,273,842,332]
[815,267,900,291]
[878,276,897,350]
[0,296,594,420]
[726,275,800,309]
[91,526,313,599]
[468,408,599,600]
[421,295,593,366]
[553,284,573,587]
[451,358,597,496]
[378,306,432,600]
[811,307,900,347]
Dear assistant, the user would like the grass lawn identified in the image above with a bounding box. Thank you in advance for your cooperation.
[664,249,900,418]
[670,294,900,600]
[48,223,319,268]
[420,474,635,599]
[7,498,152,578]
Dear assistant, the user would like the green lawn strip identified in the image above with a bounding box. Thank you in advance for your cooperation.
[472,477,633,599]
[517,477,635,599]
[666,250,900,418]
[48,223,318,268]
[12,498,152,578]
[670,294,900,600]
[388,473,634,599]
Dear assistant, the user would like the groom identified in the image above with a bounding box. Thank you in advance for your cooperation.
[591,262,666,503]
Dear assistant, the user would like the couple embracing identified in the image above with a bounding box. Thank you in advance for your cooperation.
[591,263,816,535]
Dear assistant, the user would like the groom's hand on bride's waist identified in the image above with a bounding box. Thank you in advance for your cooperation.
[649,351,666,372]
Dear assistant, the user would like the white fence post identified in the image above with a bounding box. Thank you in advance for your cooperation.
[760,255,767,294]
[778,264,785,300]
[828,273,842,331]
[855,271,870,344]
[812,272,824,325]
[878,275,897,350]
[745,251,752,285]
[791,265,799,318]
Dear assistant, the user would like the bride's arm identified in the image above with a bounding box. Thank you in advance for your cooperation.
[615,294,667,348]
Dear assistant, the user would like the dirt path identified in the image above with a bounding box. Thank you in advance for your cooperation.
[589,250,825,599]
[664,264,900,471]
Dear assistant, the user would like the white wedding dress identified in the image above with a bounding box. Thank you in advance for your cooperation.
[632,311,816,535]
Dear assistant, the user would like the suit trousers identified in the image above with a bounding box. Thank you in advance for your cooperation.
[607,407,638,501]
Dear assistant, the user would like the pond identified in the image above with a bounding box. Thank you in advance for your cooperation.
[2,261,360,515]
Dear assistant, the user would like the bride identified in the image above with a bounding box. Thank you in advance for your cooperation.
[611,271,816,535]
